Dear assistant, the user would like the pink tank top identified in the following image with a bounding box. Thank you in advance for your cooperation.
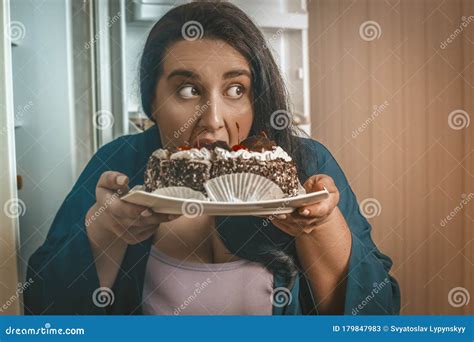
[142,245,274,315]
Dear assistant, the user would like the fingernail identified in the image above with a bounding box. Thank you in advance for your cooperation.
[277,214,287,220]
[141,209,152,217]
[300,209,310,216]
[117,175,127,185]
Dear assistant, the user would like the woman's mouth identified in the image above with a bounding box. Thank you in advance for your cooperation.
[195,138,217,146]
[190,131,228,147]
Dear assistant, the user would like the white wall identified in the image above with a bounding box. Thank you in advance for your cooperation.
[11,0,75,279]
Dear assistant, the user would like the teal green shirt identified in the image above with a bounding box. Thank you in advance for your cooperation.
[24,125,400,315]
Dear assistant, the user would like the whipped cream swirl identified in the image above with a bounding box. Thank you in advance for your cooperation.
[214,146,292,162]
[170,148,212,160]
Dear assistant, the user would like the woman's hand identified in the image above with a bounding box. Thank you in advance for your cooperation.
[86,171,180,245]
[267,174,340,237]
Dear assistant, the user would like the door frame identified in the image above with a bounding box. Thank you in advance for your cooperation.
[0,0,22,315]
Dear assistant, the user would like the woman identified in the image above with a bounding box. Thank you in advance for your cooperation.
[24,1,400,315]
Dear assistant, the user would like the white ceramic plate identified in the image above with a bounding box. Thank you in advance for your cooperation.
[121,187,330,216]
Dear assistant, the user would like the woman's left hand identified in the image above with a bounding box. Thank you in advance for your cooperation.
[267,174,340,237]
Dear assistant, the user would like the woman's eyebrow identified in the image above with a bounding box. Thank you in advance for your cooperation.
[166,68,251,81]
[223,69,251,79]
[167,69,199,80]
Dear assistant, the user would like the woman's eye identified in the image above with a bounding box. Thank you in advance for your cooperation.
[226,85,244,98]
[178,85,199,98]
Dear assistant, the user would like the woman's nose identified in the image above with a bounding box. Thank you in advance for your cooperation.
[198,95,225,132]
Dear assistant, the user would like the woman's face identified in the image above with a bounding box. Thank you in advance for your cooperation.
[152,39,254,148]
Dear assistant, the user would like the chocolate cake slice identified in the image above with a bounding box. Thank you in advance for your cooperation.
[143,132,301,197]
[144,149,170,191]
[144,147,212,192]
[210,133,300,197]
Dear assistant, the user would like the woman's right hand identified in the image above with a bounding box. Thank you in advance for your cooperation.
[86,171,179,245]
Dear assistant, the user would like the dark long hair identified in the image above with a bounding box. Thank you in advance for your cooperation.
[139,1,312,285]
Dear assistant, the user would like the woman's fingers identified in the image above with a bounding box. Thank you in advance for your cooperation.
[140,212,180,225]
[116,217,181,245]
[97,171,130,194]
[107,217,157,243]
[108,197,149,219]
[298,201,329,217]
[267,174,342,236]
[96,172,175,221]
[299,195,338,218]
[91,170,184,245]
[114,210,178,228]
[303,174,337,193]
[298,174,339,218]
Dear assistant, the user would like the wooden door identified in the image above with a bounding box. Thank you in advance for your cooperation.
[308,0,473,314]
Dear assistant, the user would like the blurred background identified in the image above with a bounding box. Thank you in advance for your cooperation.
[0,0,472,315]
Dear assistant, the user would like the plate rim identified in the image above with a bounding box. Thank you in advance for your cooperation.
[122,187,329,206]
